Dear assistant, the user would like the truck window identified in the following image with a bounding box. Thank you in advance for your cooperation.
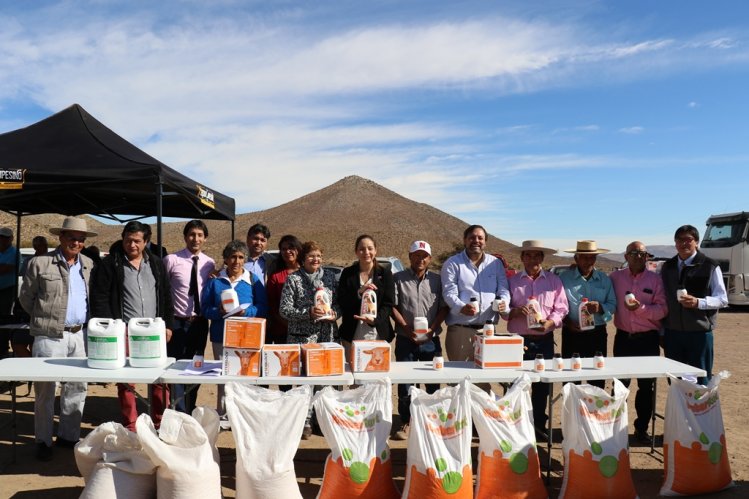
[702,221,747,248]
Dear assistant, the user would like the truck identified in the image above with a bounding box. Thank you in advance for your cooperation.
[700,212,749,306]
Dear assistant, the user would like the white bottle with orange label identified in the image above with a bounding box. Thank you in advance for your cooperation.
[314,284,333,321]
[526,296,544,329]
[578,298,596,331]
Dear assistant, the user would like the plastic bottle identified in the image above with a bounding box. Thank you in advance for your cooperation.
[594,351,605,369]
[578,298,595,331]
[314,284,332,320]
[127,318,168,368]
[482,320,495,336]
[87,318,126,369]
[571,352,582,371]
[526,296,543,329]
[624,291,637,307]
[221,288,239,313]
[433,356,444,370]
[360,287,377,320]
[534,354,545,372]
[414,316,429,341]
[553,353,564,371]
[469,296,479,314]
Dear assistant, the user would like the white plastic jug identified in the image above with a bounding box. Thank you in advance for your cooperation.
[578,297,596,331]
[314,285,333,320]
[87,318,127,369]
[526,296,543,329]
[127,318,168,368]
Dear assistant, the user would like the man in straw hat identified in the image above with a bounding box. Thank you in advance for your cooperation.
[505,240,569,439]
[19,217,97,461]
[559,240,616,389]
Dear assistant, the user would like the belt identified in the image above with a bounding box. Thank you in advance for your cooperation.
[174,316,199,322]
[618,328,658,338]
[63,324,83,333]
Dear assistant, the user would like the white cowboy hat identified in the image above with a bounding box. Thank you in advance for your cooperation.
[514,240,557,255]
[563,240,610,254]
[49,217,98,237]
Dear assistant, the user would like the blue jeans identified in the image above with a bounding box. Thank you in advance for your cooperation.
[395,334,441,424]
[664,328,713,385]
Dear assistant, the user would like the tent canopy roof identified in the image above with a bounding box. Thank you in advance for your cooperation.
[0,104,235,221]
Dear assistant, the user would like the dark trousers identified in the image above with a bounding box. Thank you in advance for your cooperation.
[395,335,441,424]
[562,324,608,389]
[664,328,713,385]
[613,329,660,432]
[523,333,554,428]
[167,317,209,413]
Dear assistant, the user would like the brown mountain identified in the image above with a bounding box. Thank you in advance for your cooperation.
[3,175,591,270]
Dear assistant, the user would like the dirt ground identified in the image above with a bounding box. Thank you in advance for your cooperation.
[1,310,747,498]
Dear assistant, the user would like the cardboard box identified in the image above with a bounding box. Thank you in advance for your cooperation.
[262,344,301,377]
[350,340,391,373]
[222,347,261,377]
[301,342,345,377]
[223,317,266,350]
[473,334,524,369]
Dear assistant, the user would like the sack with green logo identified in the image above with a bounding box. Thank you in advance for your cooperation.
[312,378,400,498]
[661,371,733,495]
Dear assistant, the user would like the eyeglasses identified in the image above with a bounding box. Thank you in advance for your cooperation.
[676,237,696,244]
[64,235,86,243]
[305,254,322,260]
[626,251,648,257]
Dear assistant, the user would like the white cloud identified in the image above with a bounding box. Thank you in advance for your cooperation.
[619,126,644,134]
[688,101,699,108]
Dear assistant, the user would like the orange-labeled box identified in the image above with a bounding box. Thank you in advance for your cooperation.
[301,342,345,376]
[474,334,524,369]
[350,340,391,373]
[222,347,261,377]
[262,344,301,377]
[223,317,266,350]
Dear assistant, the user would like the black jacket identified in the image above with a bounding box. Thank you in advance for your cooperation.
[337,262,395,342]
[90,245,174,330]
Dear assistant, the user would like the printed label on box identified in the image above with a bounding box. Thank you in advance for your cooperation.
[474,334,524,369]
[262,345,301,376]
[302,342,345,376]
[223,317,266,350]
[350,340,391,372]
[223,347,261,376]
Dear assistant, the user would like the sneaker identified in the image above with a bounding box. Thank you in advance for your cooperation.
[302,424,313,440]
[55,437,78,449]
[36,442,53,461]
[394,424,409,441]
[634,429,652,444]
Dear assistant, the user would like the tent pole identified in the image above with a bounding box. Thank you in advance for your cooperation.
[231,220,235,240]
[156,180,163,252]
[13,213,21,298]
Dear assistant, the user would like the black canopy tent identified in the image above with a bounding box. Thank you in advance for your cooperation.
[0,104,236,250]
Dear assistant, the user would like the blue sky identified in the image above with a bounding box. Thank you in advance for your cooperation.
[1,0,748,253]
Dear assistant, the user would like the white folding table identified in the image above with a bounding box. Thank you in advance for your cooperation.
[530,355,706,481]
[0,356,173,464]
[353,360,540,384]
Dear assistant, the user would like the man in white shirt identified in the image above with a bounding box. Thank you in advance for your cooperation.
[441,224,509,361]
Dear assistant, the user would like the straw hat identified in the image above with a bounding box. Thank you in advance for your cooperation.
[515,240,557,255]
[49,217,98,237]
[563,240,609,254]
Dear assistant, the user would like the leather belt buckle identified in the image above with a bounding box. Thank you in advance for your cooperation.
[64,324,83,333]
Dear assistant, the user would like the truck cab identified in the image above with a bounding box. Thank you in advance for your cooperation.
[700,212,749,306]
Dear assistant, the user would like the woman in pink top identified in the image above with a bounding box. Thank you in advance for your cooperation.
[266,235,302,344]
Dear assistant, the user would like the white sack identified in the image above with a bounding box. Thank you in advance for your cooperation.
[660,371,734,496]
[469,375,547,499]
[192,405,221,465]
[401,379,473,499]
[559,379,637,499]
[312,378,400,499]
[74,421,156,499]
[225,382,312,499]
[136,409,222,499]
